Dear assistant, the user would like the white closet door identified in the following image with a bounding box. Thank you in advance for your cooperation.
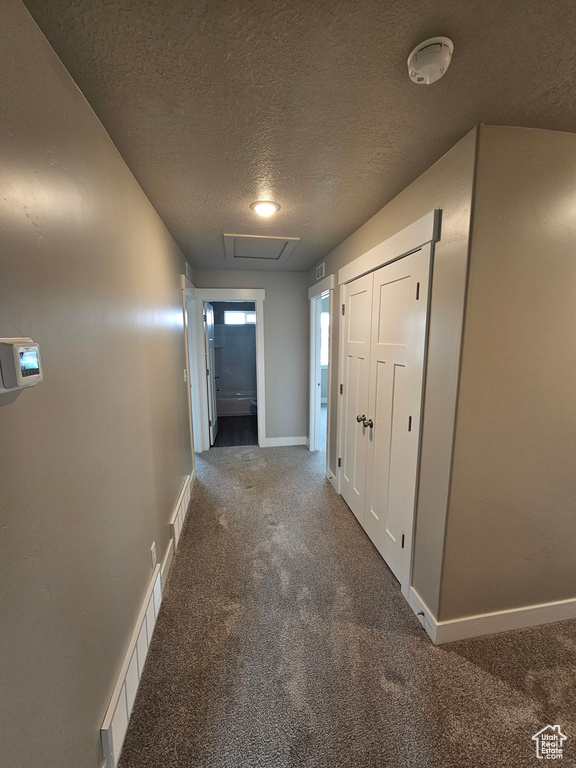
[340,272,373,525]
[364,247,431,582]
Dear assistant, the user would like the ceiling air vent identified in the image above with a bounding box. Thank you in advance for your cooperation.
[223,234,300,264]
[315,262,325,280]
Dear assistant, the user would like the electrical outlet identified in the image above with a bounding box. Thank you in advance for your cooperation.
[150,541,157,568]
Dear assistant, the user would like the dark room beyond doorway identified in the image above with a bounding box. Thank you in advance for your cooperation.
[210,301,258,448]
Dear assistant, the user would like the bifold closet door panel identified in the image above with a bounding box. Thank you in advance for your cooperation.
[364,250,430,582]
[340,272,373,525]
[339,244,432,587]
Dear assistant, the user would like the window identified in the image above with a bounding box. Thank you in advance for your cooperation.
[224,310,256,325]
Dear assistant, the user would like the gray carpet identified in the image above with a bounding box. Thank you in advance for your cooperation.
[118,446,576,768]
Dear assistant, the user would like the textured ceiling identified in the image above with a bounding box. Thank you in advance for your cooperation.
[21,0,576,272]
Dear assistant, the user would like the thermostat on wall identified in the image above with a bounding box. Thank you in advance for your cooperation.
[0,338,43,393]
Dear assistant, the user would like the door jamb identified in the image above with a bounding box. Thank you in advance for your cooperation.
[308,275,335,479]
[309,295,321,452]
[181,276,199,462]
[203,302,219,446]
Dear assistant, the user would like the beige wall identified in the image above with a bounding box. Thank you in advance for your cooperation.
[309,130,477,614]
[193,269,309,439]
[0,3,191,766]
[440,126,576,620]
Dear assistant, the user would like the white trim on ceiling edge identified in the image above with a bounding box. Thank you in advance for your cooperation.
[338,210,441,285]
[408,586,576,645]
[100,473,194,768]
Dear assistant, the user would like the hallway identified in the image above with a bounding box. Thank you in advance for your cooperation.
[117,446,576,768]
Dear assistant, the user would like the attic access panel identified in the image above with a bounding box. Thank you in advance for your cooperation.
[224,234,300,264]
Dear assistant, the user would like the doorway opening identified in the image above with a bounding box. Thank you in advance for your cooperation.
[209,301,258,448]
[309,274,335,479]
[190,288,265,451]
[310,292,329,453]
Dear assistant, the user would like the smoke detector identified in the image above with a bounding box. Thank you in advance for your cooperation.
[407,37,454,85]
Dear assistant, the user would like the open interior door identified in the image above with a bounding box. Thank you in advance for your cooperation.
[203,303,218,445]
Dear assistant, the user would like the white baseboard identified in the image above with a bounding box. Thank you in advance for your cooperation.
[409,586,576,645]
[259,436,308,447]
[101,473,193,767]
[101,565,162,768]
[160,539,174,590]
[169,472,194,551]
[408,587,439,642]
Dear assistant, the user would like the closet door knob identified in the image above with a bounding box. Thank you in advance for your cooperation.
[356,414,366,423]
[363,418,374,429]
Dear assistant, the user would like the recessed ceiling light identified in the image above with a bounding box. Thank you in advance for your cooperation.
[250,201,280,217]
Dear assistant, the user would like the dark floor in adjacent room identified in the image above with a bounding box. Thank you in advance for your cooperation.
[118,446,576,768]
[213,415,258,447]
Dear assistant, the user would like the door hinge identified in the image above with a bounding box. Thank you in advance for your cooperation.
[416,282,420,300]
[338,458,342,467]
[206,368,210,376]
[342,304,345,316]
[408,416,412,432]
[401,534,405,549]
[340,383,343,395]
[203,313,207,322]
[209,419,212,427]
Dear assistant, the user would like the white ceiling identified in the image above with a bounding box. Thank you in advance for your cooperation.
[22,0,576,272]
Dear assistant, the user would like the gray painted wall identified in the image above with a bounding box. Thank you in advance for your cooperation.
[309,130,477,615]
[0,3,191,766]
[194,270,309,439]
[440,125,576,620]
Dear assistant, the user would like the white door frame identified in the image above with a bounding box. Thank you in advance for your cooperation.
[203,302,219,446]
[181,276,200,462]
[194,288,266,451]
[308,275,335,478]
[309,295,322,451]
[336,210,440,599]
